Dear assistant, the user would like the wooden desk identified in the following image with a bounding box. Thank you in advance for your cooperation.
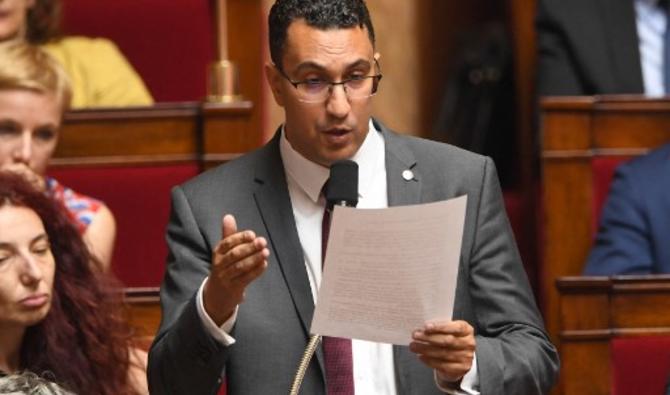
[541,96,670,343]
[557,276,670,395]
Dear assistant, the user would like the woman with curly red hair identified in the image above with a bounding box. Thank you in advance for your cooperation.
[0,172,147,394]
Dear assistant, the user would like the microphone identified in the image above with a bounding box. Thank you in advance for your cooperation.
[288,160,358,395]
[326,159,359,209]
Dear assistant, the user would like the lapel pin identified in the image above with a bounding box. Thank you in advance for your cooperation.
[402,169,414,181]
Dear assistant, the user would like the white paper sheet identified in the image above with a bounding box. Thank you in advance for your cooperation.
[310,195,467,345]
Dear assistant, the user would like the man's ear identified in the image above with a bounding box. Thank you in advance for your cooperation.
[264,63,285,107]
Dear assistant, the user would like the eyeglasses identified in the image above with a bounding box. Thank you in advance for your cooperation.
[276,59,383,104]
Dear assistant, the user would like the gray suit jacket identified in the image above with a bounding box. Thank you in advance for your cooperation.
[148,120,559,395]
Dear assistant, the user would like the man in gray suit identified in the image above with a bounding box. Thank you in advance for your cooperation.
[148,0,559,394]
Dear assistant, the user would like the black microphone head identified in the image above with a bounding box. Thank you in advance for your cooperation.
[326,160,358,208]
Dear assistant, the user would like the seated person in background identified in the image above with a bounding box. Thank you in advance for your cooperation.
[0,42,116,269]
[584,142,670,274]
[537,0,668,96]
[0,371,75,395]
[0,0,153,107]
[0,172,148,395]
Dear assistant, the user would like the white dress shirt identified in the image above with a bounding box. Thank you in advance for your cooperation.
[635,0,667,96]
[195,119,479,394]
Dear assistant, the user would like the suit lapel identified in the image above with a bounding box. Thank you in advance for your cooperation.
[252,132,325,373]
[601,0,644,92]
[252,133,315,334]
[376,120,421,208]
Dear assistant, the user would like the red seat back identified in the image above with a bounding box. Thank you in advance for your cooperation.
[60,0,216,102]
[48,164,199,287]
[611,336,670,395]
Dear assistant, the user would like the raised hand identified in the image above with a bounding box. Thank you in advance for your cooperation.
[203,214,270,325]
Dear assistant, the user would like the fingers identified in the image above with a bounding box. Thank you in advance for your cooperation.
[222,214,237,239]
[409,339,475,359]
[2,164,46,191]
[203,214,271,325]
[211,214,271,287]
[409,320,476,381]
[216,237,269,281]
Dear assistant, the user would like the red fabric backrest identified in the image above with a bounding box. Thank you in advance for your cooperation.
[611,336,670,395]
[47,164,199,287]
[60,0,216,102]
[591,156,632,236]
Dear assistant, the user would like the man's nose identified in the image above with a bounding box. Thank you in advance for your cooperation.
[326,84,351,119]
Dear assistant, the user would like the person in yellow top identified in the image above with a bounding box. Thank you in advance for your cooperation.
[0,0,153,108]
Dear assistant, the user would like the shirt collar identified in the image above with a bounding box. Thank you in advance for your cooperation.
[279,119,384,204]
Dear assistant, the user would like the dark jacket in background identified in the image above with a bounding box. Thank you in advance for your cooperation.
[536,0,644,95]
[585,143,670,274]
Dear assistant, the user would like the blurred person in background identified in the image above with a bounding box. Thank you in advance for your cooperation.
[537,0,669,96]
[0,42,116,268]
[584,142,670,275]
[0,0,153,107]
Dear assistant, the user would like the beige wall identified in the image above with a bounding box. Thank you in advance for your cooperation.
[260,0,422,139]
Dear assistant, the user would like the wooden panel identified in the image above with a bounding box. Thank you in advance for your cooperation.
[56,101,255,167]
[561,341,610,395]
[611,277,670,331]
[541,157,593,338]
[203,101,258,165]
[540,96,670,349]
[228,0,264,139]
[542,111,593,152]
[124,287,160,351]
[557,276,670,395]
[57,103,199,163]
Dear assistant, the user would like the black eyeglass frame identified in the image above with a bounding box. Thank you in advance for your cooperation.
[275,59,383,103]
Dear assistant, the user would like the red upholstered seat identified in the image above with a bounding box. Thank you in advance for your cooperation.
[611,336,670,395]
[48,164,199,287]
[591,156,632,235]
[60,0,216,102]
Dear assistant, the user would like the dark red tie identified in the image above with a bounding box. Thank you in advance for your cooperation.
[321,202,355,394]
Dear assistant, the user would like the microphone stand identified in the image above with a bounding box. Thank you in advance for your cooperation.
[288,160,358,395]
[288,334,322,395]
[289,202,350,395]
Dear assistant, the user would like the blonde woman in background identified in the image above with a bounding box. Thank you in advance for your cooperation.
[0,42,116,269]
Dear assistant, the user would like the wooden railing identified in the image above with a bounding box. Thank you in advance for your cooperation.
[557,276,670,395]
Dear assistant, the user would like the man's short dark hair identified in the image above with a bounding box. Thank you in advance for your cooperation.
[269,0,376,70]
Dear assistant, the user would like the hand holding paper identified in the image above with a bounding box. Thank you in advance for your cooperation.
[410,320,476,383]
[310,195,468,345]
